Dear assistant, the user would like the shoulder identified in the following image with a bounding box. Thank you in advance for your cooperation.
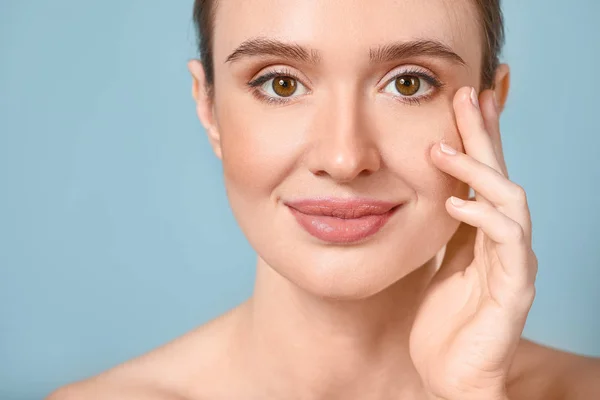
[45,380,189,400]
[507,338,600,400]
[46,305,247,400]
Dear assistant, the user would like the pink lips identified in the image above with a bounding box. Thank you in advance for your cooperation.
[285,198,401,244]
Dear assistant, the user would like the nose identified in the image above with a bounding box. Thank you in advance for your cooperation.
[306,94,381,183]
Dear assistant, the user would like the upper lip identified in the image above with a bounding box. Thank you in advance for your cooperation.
[284,198,400,219]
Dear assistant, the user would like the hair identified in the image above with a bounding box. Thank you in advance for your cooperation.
[192,0,504,99]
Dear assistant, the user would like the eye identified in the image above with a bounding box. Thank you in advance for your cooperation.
[269,76,304,98]
[383,74,432,98]
[248,70,309,104]
[381,68,442,104]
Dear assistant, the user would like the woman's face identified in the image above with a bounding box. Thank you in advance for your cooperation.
[200,0,484,299]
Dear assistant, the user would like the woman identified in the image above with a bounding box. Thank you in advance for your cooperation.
[49,0,600,399]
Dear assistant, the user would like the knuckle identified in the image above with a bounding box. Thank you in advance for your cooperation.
[527,285,537,301]
[521,285,537,306]
[530,250,539,266]
[529,251,539,279]
[508,221,525,241]
[508,183,527,203]
[513,283,536,308]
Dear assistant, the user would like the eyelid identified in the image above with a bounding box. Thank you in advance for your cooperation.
[247,64,444,105]
[378,65,444,106]
[248,66,311,89]
[380,64,442,88]
[246,67,311,105]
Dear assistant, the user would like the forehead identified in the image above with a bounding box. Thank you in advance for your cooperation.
[213,0,482,71]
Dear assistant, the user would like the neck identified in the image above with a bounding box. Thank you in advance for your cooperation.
[237,254,442,400]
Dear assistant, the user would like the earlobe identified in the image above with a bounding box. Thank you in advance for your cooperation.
[493,64,511,114]
[187,60,222,160]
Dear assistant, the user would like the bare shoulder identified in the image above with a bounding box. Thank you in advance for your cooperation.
[507,337,600,400]
[46,304,247,400]
[45,380,190,400]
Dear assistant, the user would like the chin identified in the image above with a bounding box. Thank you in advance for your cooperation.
[251,212,459,301]
[291,245,436,300]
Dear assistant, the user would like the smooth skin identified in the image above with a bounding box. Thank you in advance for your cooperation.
[412,87,537,400]
[47,88,600,400]
[47,0,600,398]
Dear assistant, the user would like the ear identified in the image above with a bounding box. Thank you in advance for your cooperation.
[187,60,222,159]
[492,63,510,114]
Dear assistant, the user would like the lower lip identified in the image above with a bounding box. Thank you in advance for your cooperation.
[287,206,399,244]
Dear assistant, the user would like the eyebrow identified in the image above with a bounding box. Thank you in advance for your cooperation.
[224,37,466,66]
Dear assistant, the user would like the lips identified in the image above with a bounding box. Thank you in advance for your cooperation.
[285,198,401,244]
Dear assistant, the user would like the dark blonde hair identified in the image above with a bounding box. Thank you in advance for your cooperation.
[192,0,504,98]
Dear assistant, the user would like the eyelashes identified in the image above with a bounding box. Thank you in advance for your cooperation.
[246,67,308,106]
[246,66,445,106]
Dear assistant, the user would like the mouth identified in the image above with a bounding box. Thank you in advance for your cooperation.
[284,198,403,244]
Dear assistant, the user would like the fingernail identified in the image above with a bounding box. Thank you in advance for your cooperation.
[450,196,466,207]
[440,142,457,155]
[470,87,479,109]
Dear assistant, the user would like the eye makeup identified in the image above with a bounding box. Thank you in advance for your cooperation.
[245,65,445,106]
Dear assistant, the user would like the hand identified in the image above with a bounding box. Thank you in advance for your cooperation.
[409,86,538,400]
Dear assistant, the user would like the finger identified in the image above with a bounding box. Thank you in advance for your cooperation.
[454,86,504,177]
[479,90,509,178]
[431,142,532,241]
[445,196,533,288]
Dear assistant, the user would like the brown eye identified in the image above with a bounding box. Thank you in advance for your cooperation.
[272,76,297,97]
[395,75,421,96]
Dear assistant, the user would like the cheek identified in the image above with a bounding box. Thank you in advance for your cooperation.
[378,100,466,202]
[216,100,307,199]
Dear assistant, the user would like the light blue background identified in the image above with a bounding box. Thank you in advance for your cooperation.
[1,1,599,399]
